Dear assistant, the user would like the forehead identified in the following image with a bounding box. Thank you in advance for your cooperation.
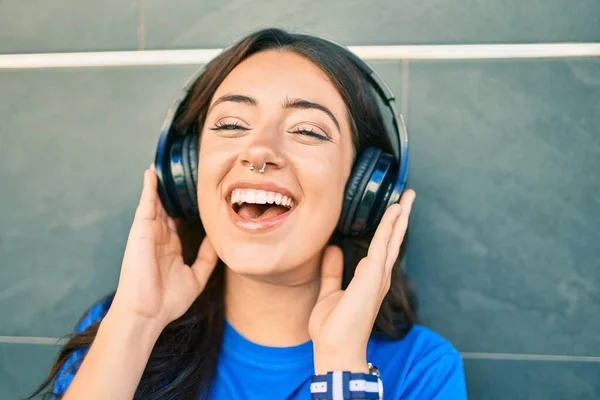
[212,49,346,112]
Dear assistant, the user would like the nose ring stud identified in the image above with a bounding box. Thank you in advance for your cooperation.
[249,163,267,173]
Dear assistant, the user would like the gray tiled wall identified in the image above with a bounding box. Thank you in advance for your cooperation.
[0,0,139,53]
[142,0,600,48]
[0,343,60,399]
[1,1,599,399]
[463,359,600,400]
[406,59,600,356]
[3,0,600,53]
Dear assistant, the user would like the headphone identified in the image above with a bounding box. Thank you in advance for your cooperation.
[154,35,409,237]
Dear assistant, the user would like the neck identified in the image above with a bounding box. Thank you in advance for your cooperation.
[224,253,322,347]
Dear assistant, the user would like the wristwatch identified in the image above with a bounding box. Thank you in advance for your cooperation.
[310,363,383,400]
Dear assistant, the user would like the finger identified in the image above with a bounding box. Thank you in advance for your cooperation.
[146,164,169,223]
[190,236,219,287]
[336,256,386,323]
[340,202,406,313]
[154,181,168,223]
[366,203,403,267]
[317,245,344,301]
[385,190,416,271]
[133,168,158,222]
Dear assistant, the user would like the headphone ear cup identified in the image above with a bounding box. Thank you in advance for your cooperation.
[181,134,199,218]
[155,129,178,218]
[358,152,395,235]
[338,147,382,235]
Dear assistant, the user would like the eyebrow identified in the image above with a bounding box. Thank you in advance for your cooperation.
[283,98,340,132]
[208,94,340,132]
[208,94,257,113]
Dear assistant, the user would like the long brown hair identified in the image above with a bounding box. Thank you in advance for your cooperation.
[29,28,418,400]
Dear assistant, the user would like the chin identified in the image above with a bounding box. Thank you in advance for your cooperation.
[219,241,287,276]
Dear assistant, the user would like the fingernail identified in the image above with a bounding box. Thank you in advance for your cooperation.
[150,162,155,171]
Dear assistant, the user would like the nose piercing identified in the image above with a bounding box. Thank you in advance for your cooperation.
[249,163,267,173]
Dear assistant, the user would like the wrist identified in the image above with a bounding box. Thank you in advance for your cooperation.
[313,353,369,375]
[62,307,165,399]
[101,308,165,349]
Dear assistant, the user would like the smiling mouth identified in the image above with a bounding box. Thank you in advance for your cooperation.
[226,188,297,232]
[233,202,291,220]
[229,188,296,221]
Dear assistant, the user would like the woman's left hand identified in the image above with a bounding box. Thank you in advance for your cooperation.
[308,189,416,374]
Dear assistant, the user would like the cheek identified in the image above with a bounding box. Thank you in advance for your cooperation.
[195,144,231,218]
[298,152,351,225]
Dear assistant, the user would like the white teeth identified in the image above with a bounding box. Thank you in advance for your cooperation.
[255,191,267,204]
[230,188,295,208]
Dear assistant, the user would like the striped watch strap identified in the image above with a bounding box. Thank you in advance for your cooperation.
[310,371,380,400]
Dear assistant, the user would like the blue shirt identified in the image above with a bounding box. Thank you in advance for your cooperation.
[54,297,467,399]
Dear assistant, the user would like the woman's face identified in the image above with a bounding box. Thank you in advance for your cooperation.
[197,49,355,282]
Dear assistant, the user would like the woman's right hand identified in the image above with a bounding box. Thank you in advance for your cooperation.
[110,165,218,329]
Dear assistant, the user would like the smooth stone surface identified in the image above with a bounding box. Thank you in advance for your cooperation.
[464,358,600,399]
[0,0,138,54]
[0,65,198,337]
[0,343,60,399]
[405,58,600,356]
[144,0,600,49]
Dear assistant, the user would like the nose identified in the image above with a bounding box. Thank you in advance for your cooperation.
[237,128,286,173]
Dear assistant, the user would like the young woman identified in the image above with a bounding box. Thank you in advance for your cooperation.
[31,28,467,399]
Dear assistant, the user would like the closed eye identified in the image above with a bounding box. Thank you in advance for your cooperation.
[290,128,330,141]
[209,122,331,142]
[209,122,249,131]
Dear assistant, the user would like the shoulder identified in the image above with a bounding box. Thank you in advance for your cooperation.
[52,294,114,396]
[368,324,467,399]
